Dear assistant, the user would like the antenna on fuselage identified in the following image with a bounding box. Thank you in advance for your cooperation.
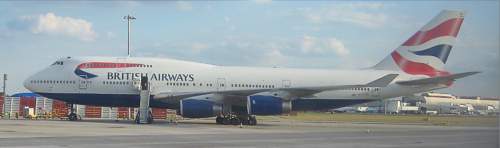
[123,15,136,57]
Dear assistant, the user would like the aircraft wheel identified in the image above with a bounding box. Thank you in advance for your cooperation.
[230,117,240,125]
[222,117,231,125]
[248,116,257,126]
[241,118,250,125]
[68,113,77,121]
[216,116,224,124]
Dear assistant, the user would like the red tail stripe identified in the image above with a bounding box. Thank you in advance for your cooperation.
[402,18,463,46]
[391,51,450,77]
[77,62,144,69]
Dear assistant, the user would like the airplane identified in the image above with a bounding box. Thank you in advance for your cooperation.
[23,10,478,125]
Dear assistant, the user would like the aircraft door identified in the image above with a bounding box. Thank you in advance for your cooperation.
[217,78,226,91]
[78,75,88,89]
[282,80,291,88]
[370,87,381,98]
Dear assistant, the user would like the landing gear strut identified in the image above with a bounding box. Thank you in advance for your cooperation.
[216,114,257,126]
[67,103,78,121]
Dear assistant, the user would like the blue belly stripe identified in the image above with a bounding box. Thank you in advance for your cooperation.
[35,92,374,112]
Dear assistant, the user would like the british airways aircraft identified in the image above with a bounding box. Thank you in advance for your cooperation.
[24,10,477,125]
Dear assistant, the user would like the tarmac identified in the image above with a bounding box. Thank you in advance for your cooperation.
[0,119,498,148]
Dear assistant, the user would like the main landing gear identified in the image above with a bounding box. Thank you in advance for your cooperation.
[67,103,79,121]
[216,114,257,126]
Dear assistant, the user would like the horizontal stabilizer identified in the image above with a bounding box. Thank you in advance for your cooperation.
[396,71,479,86]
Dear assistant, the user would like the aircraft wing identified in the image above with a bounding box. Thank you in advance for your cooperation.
[395,71,479,86]
[154,74,399,102]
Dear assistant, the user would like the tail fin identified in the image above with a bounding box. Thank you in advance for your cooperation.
[373,10,465,77]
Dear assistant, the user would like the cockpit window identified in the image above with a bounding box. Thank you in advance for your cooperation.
[51,61,64,66]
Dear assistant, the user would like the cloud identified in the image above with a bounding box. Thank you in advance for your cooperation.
[144,34,352,68]
[106,31,116,39]
[8,12,97,41]
[176,1,193,11]
[301,35,350,56]
[299,3,388,28]
[190,42,209,53]
[349,2,384,9]
[260,49,288,66]
[254,0,272,4]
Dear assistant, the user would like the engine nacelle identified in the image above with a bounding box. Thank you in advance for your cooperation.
[247,95,291,115]
[180,99,222,118]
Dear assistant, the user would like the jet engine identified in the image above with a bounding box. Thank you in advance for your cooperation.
[180,99,222,118]
[247,95,291,115]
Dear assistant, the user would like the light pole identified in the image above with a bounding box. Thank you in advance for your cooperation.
[2,74,6,98]
[2,74,5,96]
[2,74,6,115]
[124,15,136,57]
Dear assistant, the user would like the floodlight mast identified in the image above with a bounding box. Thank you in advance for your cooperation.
[124,15,136,57]
[2,74,6,100]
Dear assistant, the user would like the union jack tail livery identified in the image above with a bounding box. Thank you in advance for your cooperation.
[373,10,465,77]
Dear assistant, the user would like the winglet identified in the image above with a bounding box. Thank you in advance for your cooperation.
[366,74,399,87]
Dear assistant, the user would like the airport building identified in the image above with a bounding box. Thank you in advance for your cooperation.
[347,92,499,115]
[1,93,176,120]
[416,93,499,115]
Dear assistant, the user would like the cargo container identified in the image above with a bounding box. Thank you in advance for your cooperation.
[101,107,117,119]
[19,96,36,116]
[152,108,167,119]
[117,107,131,119]
[75,104,85,117]
[52,99,68,118]
[35,97,53,116]
[0,95,3,115]
[3,97,20,116]
[85,106,101,118]
[3,93,179,120]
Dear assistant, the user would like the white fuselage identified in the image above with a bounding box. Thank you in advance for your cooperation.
[23,56,445,108]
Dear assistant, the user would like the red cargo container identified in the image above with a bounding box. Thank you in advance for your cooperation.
[19,96,36,116]
[152,108,167,119]
[52,99,68,118]
[0,96,3,115]
[85,106,101,118]
[117,107,130,119]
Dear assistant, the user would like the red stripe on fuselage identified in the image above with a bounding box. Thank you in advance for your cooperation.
[391,51,450,77]
[402,18,463,46]
[77,62,144,69]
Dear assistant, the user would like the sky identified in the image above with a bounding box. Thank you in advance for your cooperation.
[0,1,498,97]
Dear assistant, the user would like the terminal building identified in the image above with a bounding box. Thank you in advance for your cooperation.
[337,92,499,115]
[416,93,499,115]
